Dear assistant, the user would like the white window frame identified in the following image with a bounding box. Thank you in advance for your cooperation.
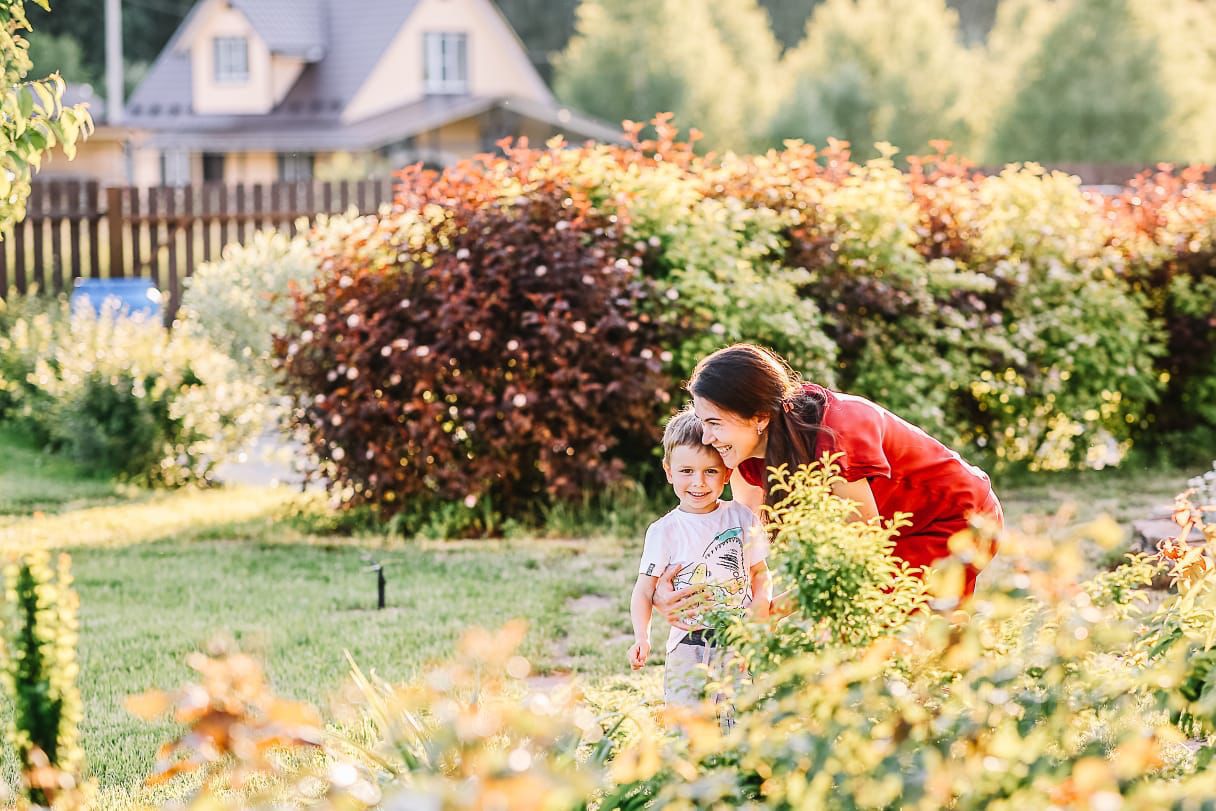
[423,32,469,95]
[160,149,192,186]
[214,36,249,83]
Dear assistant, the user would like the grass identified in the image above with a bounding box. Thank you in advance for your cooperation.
[0,426,1205,805]
[0,426,129,520]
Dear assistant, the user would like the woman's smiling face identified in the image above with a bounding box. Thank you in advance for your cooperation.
[692,395,768,469]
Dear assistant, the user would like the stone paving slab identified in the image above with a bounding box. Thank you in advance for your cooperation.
[1131,518,1196,554]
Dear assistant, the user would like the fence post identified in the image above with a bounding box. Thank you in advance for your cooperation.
[106,186,125,279]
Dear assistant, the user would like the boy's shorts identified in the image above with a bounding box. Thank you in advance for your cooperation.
[663,630,740,731]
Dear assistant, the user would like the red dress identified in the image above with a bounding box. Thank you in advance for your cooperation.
[738,384,1001,596]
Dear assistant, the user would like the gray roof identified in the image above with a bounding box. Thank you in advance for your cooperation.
[231,0,326,60]
[140,94,624,151]
[127,0,422,127]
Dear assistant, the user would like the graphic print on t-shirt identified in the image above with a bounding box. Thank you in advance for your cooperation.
[670,525,753,627]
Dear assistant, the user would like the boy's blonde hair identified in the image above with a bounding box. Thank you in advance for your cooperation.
[662,407,718,464]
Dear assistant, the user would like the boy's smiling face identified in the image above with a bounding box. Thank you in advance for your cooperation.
[664,444,729,514]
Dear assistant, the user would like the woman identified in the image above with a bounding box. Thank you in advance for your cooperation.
[655,343,1002,623]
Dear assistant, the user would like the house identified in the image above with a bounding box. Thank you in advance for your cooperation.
[77,0,620,186]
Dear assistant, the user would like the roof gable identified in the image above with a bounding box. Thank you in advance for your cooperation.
[230,0,326,61]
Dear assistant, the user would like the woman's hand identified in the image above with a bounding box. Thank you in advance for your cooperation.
[769,589,796,621]
[651,564,706,630]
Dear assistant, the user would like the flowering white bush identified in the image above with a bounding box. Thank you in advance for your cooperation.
[177,229,319,379]
[1,302,264,485]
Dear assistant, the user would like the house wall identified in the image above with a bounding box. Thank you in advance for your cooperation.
[345,0,551,122]
[131,147,161,187]
[226,152,279,184]
[37,134,129,185]
[190,3,276,115]
[270,55,305,106]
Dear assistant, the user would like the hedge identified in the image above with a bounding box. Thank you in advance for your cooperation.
[276,121,1215,523]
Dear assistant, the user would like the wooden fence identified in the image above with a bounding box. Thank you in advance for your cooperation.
[0,178,397,318]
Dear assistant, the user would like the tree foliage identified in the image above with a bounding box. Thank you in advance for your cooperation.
[28,0,195,94]
[768,0,977,158]
[553,0,777,151]
[988,0,1172,163]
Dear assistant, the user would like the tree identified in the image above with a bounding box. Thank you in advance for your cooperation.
[554,0,774,151]
[986,0,1173,163]
[769,0,977,159]
[26,30,95,87]
[971,0,1064,158]
[27,0,195,97]
[706,0,785,147]
[493,0,581,83]
[1,0,92,234]
[1136,0,1216,163]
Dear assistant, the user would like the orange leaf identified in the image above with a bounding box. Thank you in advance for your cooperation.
[125,690,172,720]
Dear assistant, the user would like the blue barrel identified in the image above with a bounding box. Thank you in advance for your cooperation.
[70,278,163,319]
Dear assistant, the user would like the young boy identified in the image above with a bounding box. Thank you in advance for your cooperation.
[628,408,771,713]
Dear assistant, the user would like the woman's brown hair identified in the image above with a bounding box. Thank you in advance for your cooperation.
[687,343,829,506]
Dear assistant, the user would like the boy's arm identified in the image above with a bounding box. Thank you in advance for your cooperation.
[749,561,772,620]
[631,574,659,642]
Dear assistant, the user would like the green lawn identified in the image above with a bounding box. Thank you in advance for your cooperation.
[0,430,1203,806]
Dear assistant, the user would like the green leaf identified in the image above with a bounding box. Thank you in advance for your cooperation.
[18,85,33,119]
[31,80,56,117]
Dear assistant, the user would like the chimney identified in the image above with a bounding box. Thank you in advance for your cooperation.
[105,0,123,125]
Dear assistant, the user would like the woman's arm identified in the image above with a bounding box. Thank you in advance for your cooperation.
[748,561,771,620]
[831,477,880,522]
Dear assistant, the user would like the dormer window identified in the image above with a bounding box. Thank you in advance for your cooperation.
[423,32,468,95]
[214,36,249,83]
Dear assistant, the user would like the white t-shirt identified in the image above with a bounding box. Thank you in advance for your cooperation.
[638,500,769,652]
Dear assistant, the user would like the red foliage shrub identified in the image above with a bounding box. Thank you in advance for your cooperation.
[276,174,673,524]
[1106,165,1216,444]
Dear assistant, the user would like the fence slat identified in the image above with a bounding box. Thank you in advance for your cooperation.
[233,184,244,243]
[165,187,178,314]
[252,184,264,232]
[270,182,283,231]
[200,184,213,263]
[106,186,125,280]
[287,181,300,236]
[220,183,231,248]
[183,186,195,288]
[85,182,101,279]
[68,181,82,283]
[30,183,44,291]
[128,187,142,278]
[48,181,64,292]
[147,187,160,287]
[13,207,27,294]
